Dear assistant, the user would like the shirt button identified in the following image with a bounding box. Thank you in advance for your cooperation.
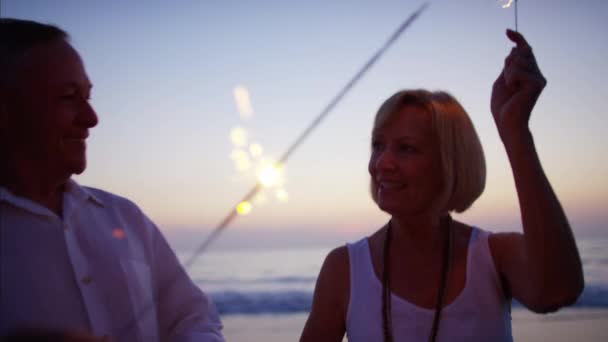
[82,275,93,285]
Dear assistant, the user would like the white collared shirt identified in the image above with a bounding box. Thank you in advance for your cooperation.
[0,180,224,341]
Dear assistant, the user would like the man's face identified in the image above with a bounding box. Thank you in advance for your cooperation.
[3,39,98,181]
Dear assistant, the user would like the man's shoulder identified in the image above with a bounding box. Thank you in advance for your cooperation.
[80,185,161,235]
[81,185,143,216]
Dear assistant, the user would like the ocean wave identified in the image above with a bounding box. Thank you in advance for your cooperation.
[210,290,312,314]
[209,284,608,315]
[197,276,317,285]
[573,284,608,307]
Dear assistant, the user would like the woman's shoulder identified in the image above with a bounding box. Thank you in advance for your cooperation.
[317,232,380,296]
[487,230,525,272]
[317,245,351,293]
[452,220,517,257]
[324,245,350,270]
[453,220,516,245]
[310,245,351,319]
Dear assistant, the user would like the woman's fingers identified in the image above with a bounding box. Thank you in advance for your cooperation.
[502,33,545,90]
[507,29,531,51]
[503,58,546,91]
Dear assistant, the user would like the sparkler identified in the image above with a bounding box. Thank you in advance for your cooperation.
[117,3,430,337]
[500,0,519,31]
[234,85,254,119]
[229,85,289,214]
[184,1,430,266]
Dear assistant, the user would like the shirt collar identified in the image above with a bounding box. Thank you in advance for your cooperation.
[65,179,105,207]
[0,185,55,217]
[0,178,105,216]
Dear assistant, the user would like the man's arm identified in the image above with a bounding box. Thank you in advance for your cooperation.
[150,223,224,342]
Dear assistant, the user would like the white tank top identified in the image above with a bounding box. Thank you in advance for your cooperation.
[346,227,513,342]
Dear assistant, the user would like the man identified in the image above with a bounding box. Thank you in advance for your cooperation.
[0,18,224,341]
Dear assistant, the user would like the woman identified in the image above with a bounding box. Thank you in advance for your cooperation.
[300,30,584,342]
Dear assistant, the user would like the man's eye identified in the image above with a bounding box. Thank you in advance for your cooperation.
[399,144,414,153]
[61,91,90,101]
[61,92,77,99]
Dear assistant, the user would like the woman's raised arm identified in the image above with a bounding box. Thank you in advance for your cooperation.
[489,29,584,313]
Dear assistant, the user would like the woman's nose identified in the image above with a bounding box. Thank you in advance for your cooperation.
[375,150,396,170]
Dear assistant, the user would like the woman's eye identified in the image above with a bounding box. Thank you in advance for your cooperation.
[371,141,383,150]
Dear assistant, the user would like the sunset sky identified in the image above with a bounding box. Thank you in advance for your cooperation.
[4,0,607,248]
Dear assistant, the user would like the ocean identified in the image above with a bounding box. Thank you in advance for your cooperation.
[179,238,608,316]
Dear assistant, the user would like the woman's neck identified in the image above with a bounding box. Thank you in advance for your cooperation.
[389,213,449,254]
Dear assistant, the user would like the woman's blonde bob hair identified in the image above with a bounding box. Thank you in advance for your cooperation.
[370,89,486,213]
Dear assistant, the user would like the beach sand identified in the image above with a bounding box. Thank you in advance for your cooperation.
[222,308,608,341]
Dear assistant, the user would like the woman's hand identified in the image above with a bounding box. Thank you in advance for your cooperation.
[491,29,546,144]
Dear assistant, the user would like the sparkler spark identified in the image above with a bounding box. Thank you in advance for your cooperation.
[234,85,254,119]
[230,127,248,147]
[500,0,513,8]
[230,149,251,171]
[228,86,290,212]
[253,192,267,204]
[236,201,252,215]
[249,143,263,157]
[257,163,282,187]
[276,189,289,202]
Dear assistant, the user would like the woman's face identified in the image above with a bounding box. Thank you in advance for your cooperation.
[368,104,443,218]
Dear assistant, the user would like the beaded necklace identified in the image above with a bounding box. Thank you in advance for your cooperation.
[382,215,453,342]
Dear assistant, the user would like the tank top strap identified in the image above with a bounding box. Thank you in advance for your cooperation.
[346,238,379,331]
[466,227,507,300]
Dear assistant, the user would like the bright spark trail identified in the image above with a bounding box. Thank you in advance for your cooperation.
[117,3,430,338]
[183,2,430,268]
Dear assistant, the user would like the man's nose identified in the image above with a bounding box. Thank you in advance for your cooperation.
[77,100,99,128]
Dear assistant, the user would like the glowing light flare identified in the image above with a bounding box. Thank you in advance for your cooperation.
[236,201,252,215]
[257,162,283,187]
[499,0,513,8]
[230,127,248,147]
[112,228,125,240]
[249,143,263,158]
[236,159,251,171]
[230,149,252,171]
[234,86,254,119]
[228,84,290,212]
[275,189,289,202]
[230,149,246,160]
[253,192,267,204]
